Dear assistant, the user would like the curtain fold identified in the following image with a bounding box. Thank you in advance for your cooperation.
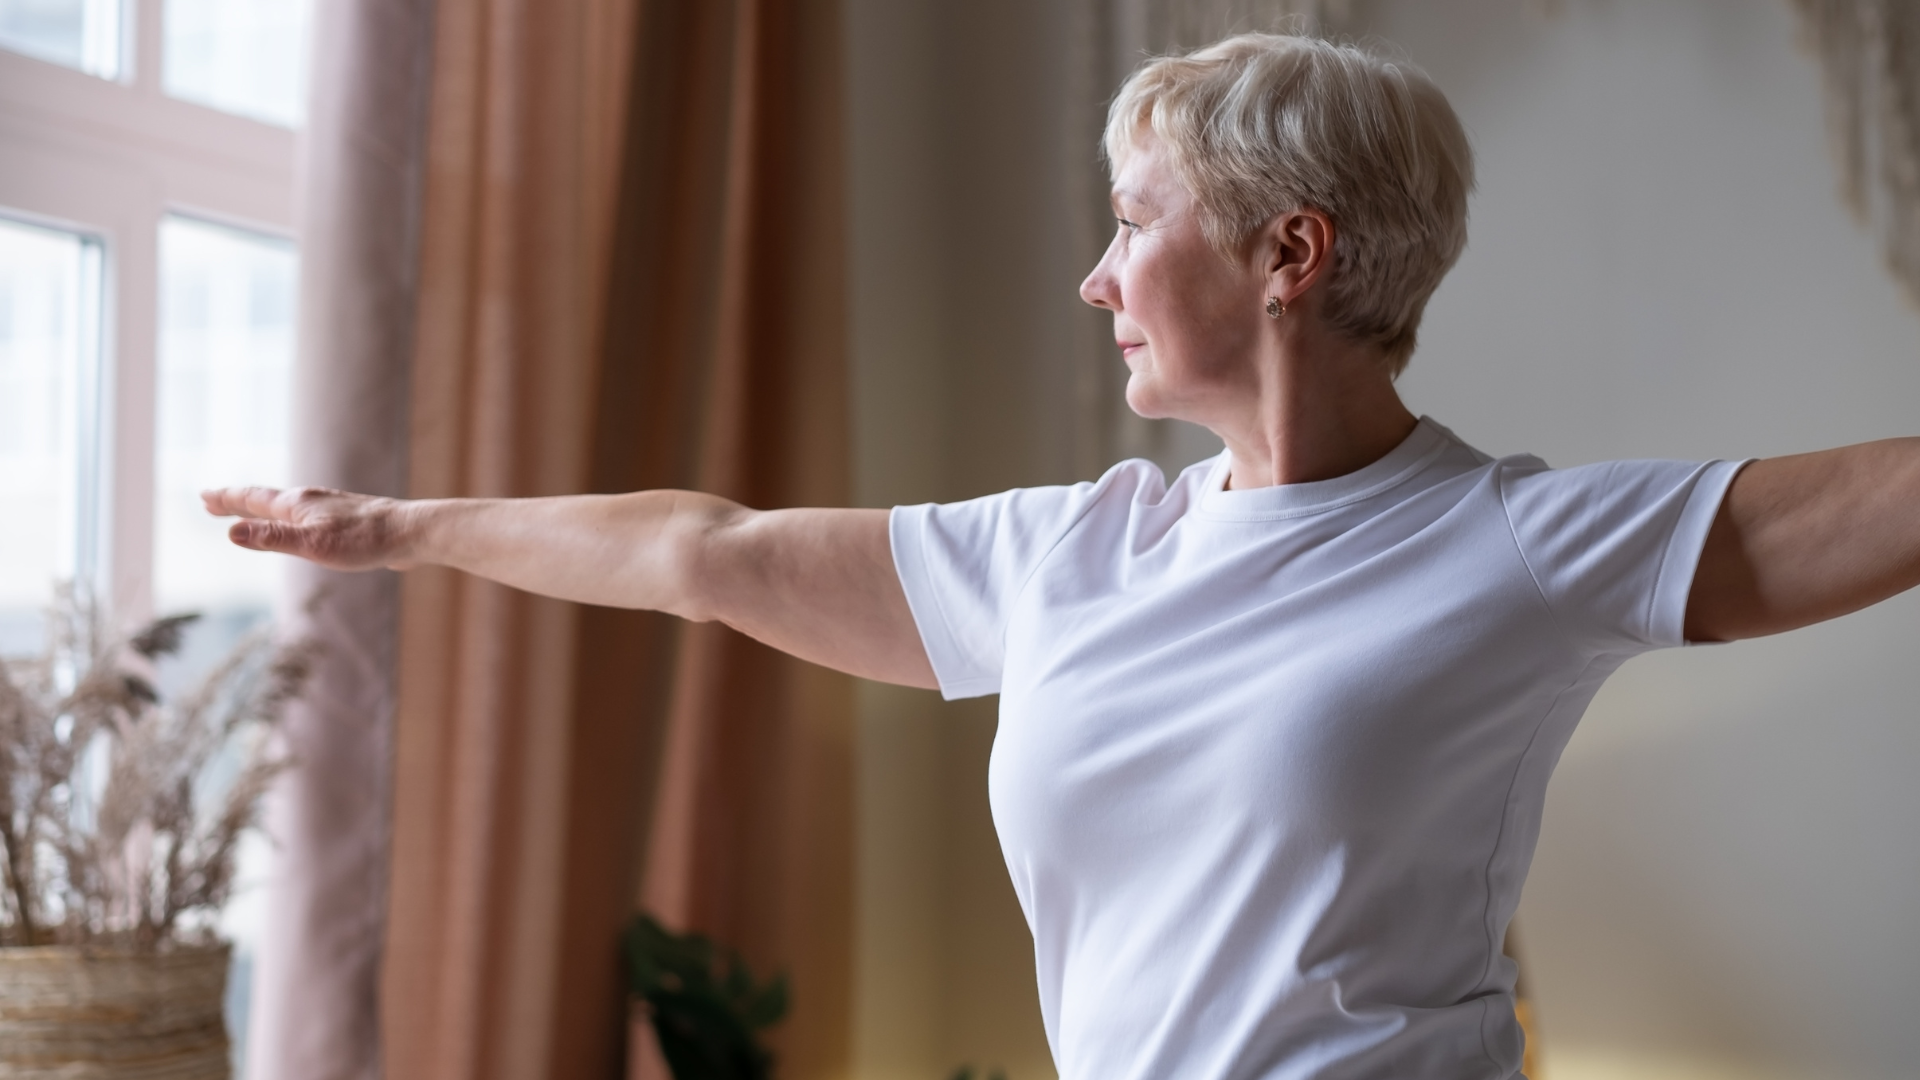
[249,0,435,1076]
[626,2,854,1077]
[383,0,852,1077]
[381,0,646,1074]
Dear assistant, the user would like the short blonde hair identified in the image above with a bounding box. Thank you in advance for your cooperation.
[1105,33,1474,374]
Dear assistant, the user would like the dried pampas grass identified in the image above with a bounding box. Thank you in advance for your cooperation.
[0,586,311,950]
[1795,0,1920,308]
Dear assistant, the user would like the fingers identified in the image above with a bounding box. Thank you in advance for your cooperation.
[202,485,290,520]
[228,518,311,556]
[217,488,406,571]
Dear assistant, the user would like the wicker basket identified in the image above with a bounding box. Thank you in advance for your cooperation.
[0,944,230,1079]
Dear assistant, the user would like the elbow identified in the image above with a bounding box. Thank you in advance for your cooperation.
[662,498,754,623]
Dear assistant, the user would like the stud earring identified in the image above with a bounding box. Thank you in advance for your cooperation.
[1266,296,1285,319]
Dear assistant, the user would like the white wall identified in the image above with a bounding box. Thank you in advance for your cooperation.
[845,2,1920,1079]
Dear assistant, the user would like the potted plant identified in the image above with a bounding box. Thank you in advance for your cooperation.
[623,913,788,1080]
[0,587,308,1079]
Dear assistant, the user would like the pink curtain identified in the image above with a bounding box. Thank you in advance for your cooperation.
[631,4,855,1074]
[384,1,854,1077]
[261,1,855,1075]
[380,0,646,1074]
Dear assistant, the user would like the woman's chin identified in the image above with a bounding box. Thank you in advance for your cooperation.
[1124,379,1172,420]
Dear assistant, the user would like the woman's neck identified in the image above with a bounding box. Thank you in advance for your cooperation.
[1214,330,1417,491]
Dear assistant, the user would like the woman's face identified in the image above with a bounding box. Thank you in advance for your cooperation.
[1079,136,1267,424]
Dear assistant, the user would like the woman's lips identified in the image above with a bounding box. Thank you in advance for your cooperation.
[1118,341,1145,357]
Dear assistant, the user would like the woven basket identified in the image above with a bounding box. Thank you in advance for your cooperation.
[0,944,230,1079]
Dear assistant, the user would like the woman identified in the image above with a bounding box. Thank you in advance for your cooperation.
[206,33,1920,1080]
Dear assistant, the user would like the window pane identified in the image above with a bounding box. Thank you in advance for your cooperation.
[155,214,296,1077]
[154,214,295,622]
[163,0,311,128]
[0,215,103,658]
[0,0,122,78]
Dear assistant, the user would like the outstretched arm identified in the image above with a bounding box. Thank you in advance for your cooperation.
[1686,438,1920,642]
[200,486,939,688]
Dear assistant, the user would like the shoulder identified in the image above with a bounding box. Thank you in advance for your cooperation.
[1494,456,1731,515]
[892,455,1204,573]
[910,455,1204,529]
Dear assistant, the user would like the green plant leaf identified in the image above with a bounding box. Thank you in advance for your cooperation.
[622,913,789,1080]
[740,975,788,1031]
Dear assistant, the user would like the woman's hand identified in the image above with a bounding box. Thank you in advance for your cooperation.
[202,486,415,571]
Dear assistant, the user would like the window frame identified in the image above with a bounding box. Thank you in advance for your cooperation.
[0,0,297,627]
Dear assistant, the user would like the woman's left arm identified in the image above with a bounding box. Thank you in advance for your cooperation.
[1686,438,1920,641]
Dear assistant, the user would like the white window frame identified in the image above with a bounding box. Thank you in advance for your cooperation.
[0,0,296,627]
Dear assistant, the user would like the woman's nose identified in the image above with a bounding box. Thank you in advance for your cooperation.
[1080,230,1126,310]
[1080,258,1118,311]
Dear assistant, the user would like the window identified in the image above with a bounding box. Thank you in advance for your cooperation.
[164,0,310,128]
[0,1,309,1071]
[0,216,103,656]
[154,215,296,627]
[0,0,124,79]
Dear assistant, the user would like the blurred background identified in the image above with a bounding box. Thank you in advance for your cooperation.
[0,0,305,1071]
[1,1,1915,1078]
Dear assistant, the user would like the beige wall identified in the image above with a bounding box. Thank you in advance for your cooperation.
[842,2,1081,1078]
[844,3,1920,1080]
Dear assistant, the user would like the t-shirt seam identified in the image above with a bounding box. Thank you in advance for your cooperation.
[1473,651,1612,1071]
[997,467,1134,659]
[1649,460,1747,647]
[1640,461,1713,644]
[910,510,987,690]
[1642,496,1681,644]
[1495,463,1580,651]
[1192,437,1454,522]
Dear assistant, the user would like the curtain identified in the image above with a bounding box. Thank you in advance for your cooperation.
[629,0,855,1070]
[382,1,853,1078]
[246,0,435,1077]
[377,0,650,1073]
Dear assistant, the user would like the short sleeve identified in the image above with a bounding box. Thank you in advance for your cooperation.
[891,474,1123,699]
[1499,457,1748,652]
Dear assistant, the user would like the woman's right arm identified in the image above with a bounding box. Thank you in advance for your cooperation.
[200,486,939,688]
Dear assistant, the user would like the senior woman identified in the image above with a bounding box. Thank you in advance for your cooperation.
[208,33,1920,1080]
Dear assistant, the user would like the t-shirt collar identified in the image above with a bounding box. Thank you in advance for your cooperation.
[1197,416,1453,520]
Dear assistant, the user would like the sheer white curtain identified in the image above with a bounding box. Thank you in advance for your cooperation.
[243,0,433,1075]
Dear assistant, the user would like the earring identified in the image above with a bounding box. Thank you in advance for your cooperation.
[1266,296,1286,318]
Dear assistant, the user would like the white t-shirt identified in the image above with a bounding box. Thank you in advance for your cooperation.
[890,417,1745,1080]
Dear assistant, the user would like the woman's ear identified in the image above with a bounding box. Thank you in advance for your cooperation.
[1264,208,1336,307]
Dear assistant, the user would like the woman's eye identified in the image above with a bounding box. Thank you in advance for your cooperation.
[1117,217,1140,232]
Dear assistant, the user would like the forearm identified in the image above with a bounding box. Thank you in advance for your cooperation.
[396,490,740,616]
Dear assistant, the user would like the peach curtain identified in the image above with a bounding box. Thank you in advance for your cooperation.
[629,1,854,1074]
[383,0,852,1078]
